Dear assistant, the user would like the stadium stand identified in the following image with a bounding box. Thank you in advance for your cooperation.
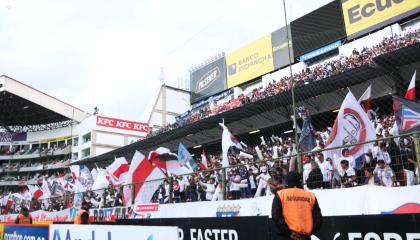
[0,1,419,215]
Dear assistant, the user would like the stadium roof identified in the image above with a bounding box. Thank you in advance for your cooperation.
[0,75,90,128]
[77,43,420,166]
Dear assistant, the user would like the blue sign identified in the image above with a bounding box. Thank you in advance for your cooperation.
[299,40,342,62]
[3,225,49,240]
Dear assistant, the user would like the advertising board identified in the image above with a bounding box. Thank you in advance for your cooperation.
[342,0,420,39]
[271,25,294,69]
[311,214,420,240]
[299,40,342,62]
[96,116,149,133]
[117,217,270,240]
[3,224,49,240]
[291,0,346,57]
[226,34,274,88]
[0,132,27,142]
[50,224,179,240]
[190,57,227,103]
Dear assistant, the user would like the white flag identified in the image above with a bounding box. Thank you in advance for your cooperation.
[220,123,243,167]
[325,91,376,167]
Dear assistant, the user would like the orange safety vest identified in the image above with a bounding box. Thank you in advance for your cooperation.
[18,214,32,224]
[277,188,316,236]
[74,209,89,224]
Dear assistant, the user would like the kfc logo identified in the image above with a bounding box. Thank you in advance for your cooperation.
[97,116,149,133]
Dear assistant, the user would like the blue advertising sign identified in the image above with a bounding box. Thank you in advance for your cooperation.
[3,225,49,240]
[299,40,342,62]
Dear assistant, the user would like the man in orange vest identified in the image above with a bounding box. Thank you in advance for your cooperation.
[74,201,90,224]
[272,172,322,240]
[15,207,33,224]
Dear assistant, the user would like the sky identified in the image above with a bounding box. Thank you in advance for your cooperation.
[0,0,332,122]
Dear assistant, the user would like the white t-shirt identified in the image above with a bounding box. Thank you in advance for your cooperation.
[316,160,333,182]
[303,163,312,182]
[338,167,356,178]
[375,166,394,187]
[335,156,355,170]
[376,150,391,164]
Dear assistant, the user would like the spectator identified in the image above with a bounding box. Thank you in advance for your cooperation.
[364,168,379,186]
[375,160,396,187]
[338,160,357,188]
[306,162,323,190]
[315,152,332,189]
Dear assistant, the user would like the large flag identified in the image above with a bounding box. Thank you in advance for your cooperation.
[106,157,129,180]
[69,165,80,180]
[393,96,420,134]
[200,149,208,170]
[405,71,416,100]
[27,185,43,200]
[79,165,93,187]
[73,179,86,208]
[149,147,191,175]
[91,169,110,194]
[325,91,376,165]
[149,147,178,169]
[178,143,198,171]
[124,151,165,205]
[298,115,317,152]
[220,123,243,167]
[358,85,372,113]
[40,177,51,200]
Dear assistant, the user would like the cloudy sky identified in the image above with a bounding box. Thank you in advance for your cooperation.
[0,0,332,121]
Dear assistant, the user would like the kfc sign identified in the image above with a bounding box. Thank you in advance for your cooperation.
[96,116,149,133]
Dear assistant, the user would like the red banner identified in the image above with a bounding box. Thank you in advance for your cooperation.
[96,116,149,133]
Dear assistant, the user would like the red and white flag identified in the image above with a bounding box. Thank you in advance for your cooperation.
[220,123,243,167]
[27,185,43,200]
[149,147,191,175]
[148,147,178,169]
[200,149,208,170]
[405,70,416,100]
[69,165,80,180]
[358,85,371,113]
[325,91,376,164]
[123,151,165,205]
[106,157,129,181]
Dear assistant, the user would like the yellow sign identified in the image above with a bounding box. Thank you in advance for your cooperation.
[226,34,274,88]
[0,223,3,240]
[342,0,420,39]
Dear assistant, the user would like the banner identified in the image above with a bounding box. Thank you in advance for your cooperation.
[299,40,342,62]
[116,217,270,240]
[90,206,133,222]
[0,224,3,240]
[50,224,179,240]
[0,132,27,142]
[1,186,419,222]
[96,116,149,133]
[0,208,77,223]
[226,34,274,88]
[342,0,420,39]
[190,57,227,103]
[3,224,49,240]
[271,25,294,69]
[130,185,420,219]
[311,214,420,240]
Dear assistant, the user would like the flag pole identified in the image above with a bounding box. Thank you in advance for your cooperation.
[283,0,301,173]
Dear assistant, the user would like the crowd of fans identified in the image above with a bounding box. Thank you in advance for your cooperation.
[1,109,417,213]
[147,29,420,138]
